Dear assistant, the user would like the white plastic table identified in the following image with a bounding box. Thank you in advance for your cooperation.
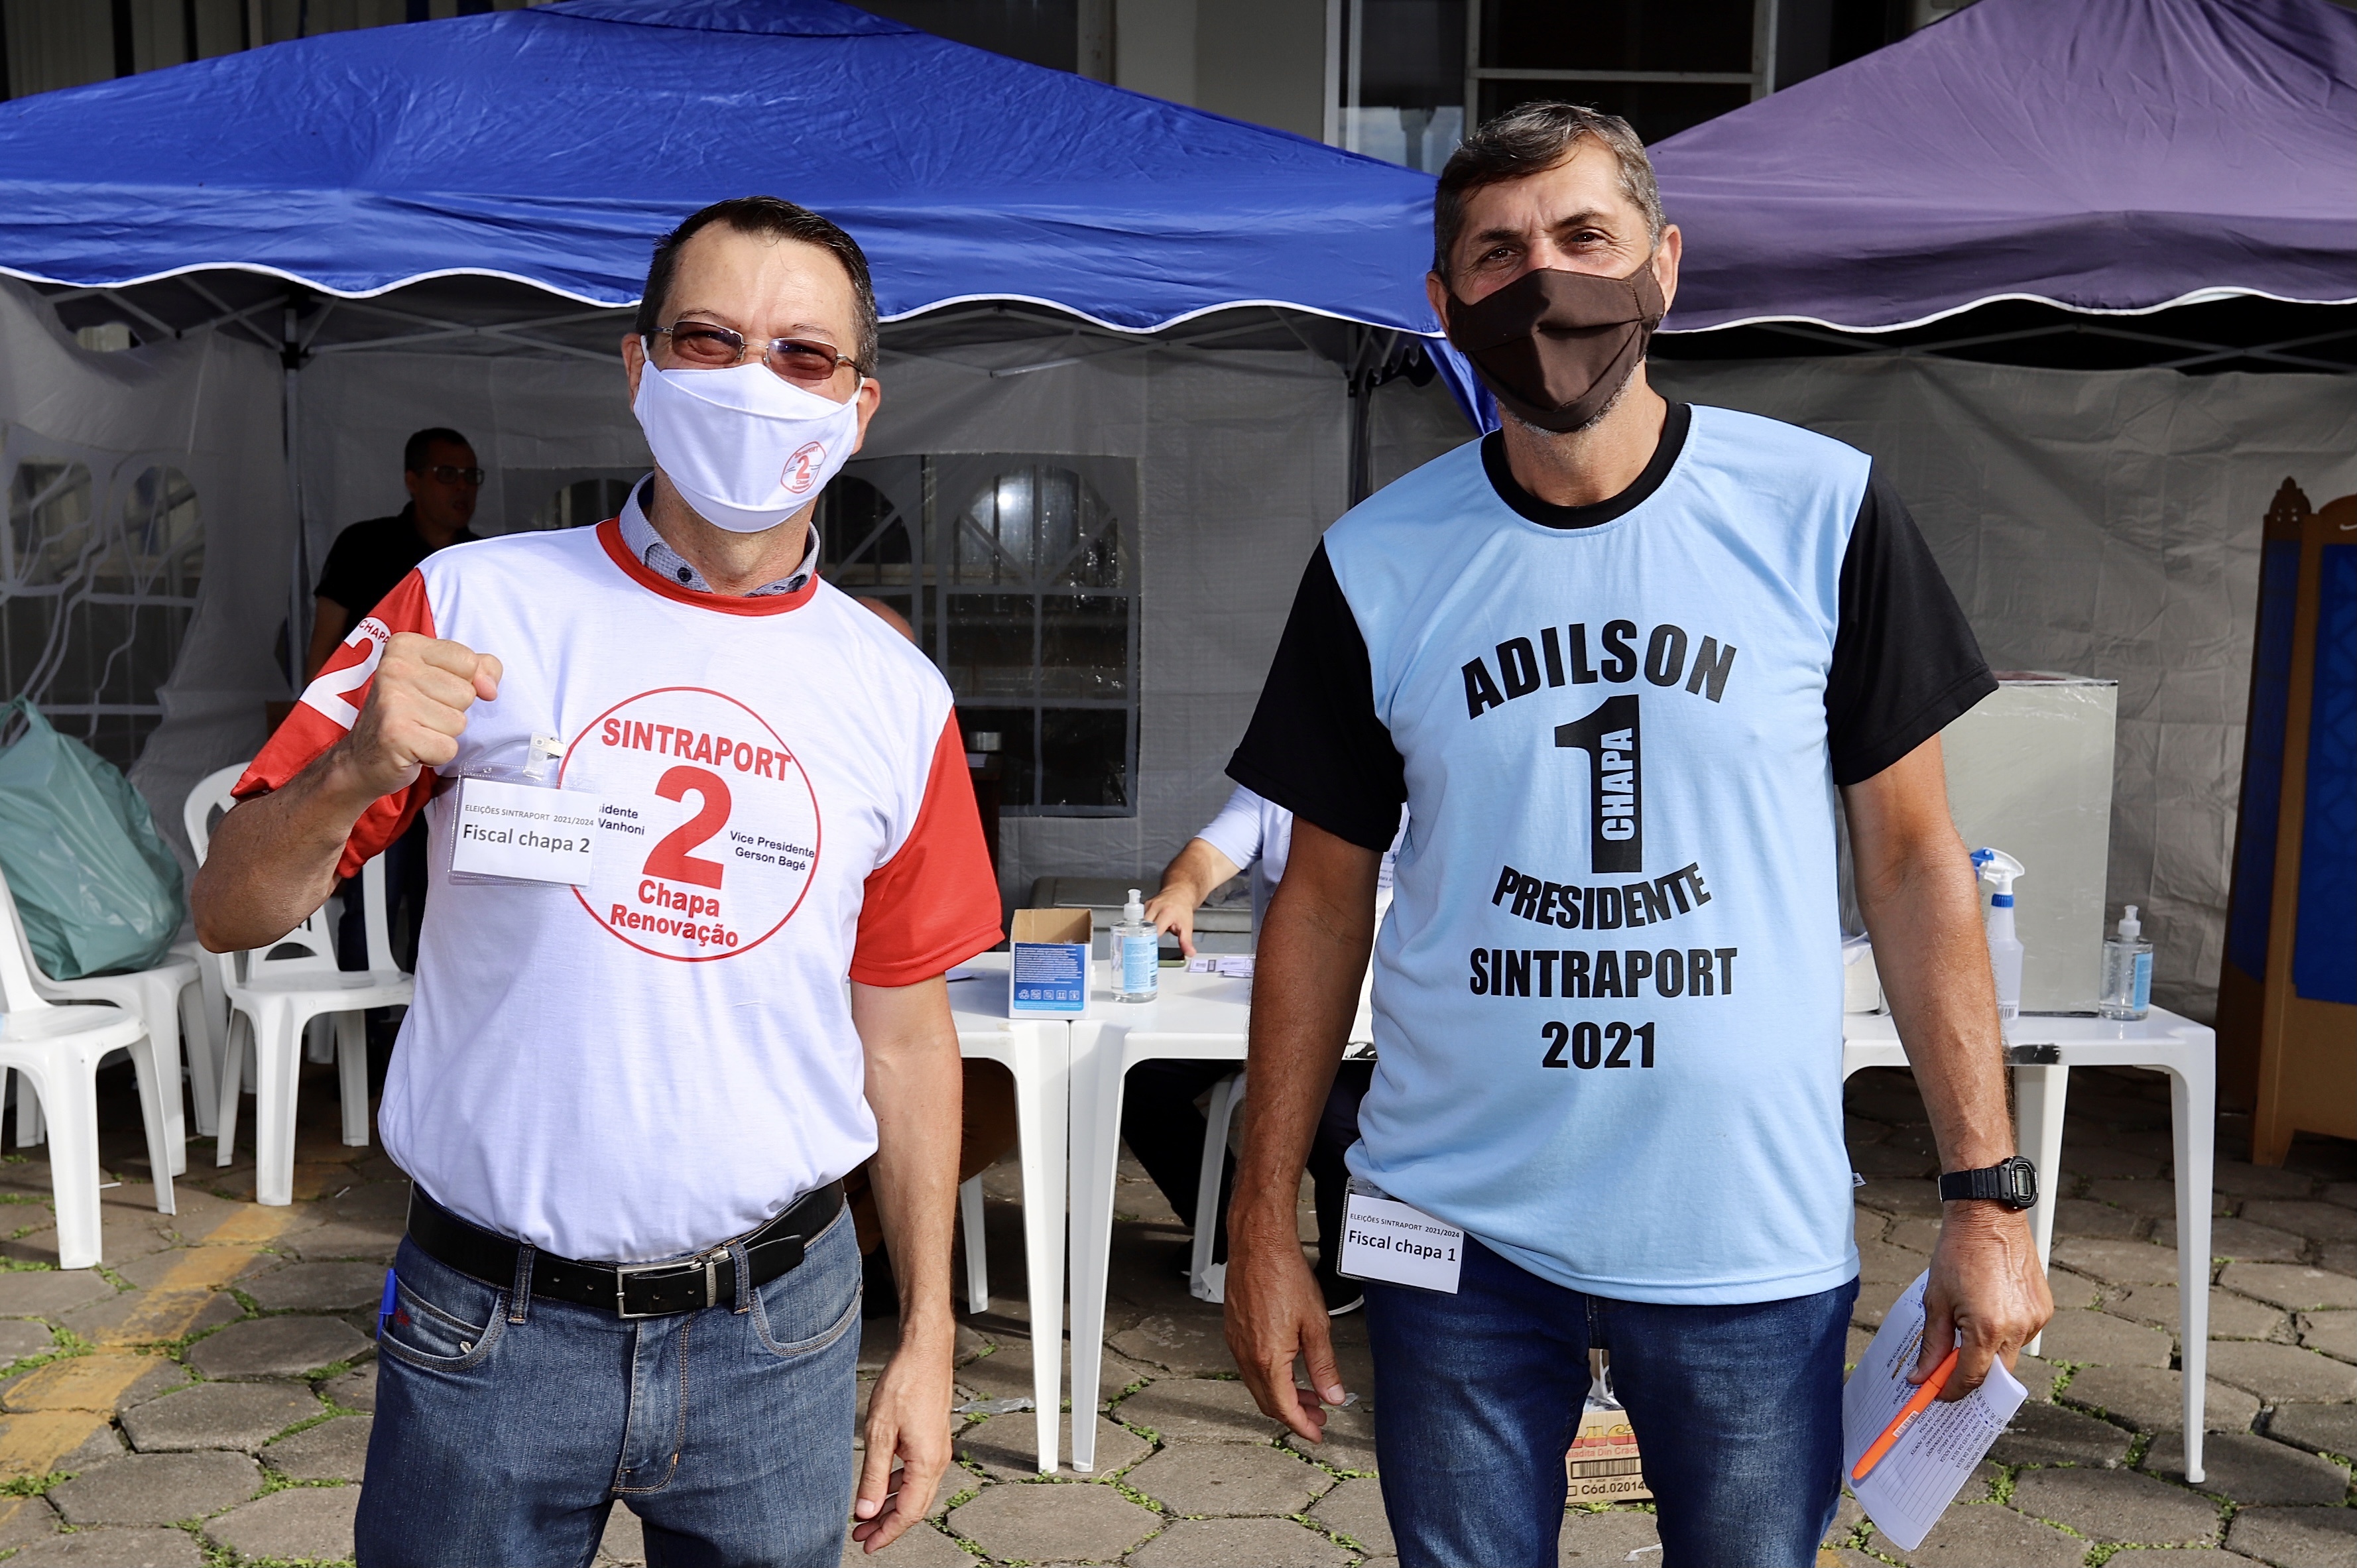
[1060,967,2217,1481]
[946,954,1071,1474]
[1065,964,1254,1470]
[1842,1009,2216,1483]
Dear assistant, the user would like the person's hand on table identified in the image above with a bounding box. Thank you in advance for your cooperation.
[1916,1201,2051,1400]
[853,1327,955,1551]
[1143,885,1201,957]
[1225,1207,1347,1444]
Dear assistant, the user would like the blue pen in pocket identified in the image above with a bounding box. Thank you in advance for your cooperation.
[378,1268,398,1335]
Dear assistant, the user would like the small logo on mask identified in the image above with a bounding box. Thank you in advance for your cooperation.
[782,442,827,495]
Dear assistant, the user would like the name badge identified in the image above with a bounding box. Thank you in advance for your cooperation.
[450,775,600,886]
[1337,1189,1464,1294]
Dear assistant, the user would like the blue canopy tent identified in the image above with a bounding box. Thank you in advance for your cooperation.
[0,0,1480,888]
[0,0,1443,339]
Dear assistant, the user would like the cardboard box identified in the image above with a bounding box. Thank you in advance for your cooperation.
[1565,1352,1649,1502]
[1010,908,1091,1016]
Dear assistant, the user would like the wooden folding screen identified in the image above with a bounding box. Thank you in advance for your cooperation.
[2222,479,2357,1163]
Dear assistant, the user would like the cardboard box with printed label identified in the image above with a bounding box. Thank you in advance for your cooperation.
[1010,908,1091,1016]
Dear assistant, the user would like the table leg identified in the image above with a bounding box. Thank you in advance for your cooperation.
[959,1176,989,1315]
[2013,1063,2068,1357]
[1010,1022,1070,1475]
[2169,1048,2214,1485]
[1065,1021,1126,1473]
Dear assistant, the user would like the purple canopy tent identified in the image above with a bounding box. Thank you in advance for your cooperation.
[1650,0,2356,334]
[1439,0,2357,429]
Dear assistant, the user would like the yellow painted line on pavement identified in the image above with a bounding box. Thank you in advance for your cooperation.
[200,1203,302,1250]
[0,1409,109,1475]
[1,1352,160,1413]
[0,1197,310,1480]
[95,1201,301,1346]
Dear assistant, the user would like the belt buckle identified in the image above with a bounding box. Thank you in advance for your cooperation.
[613,1251,728,1319]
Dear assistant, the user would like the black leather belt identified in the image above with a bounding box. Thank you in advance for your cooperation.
[405,1181,844,1319]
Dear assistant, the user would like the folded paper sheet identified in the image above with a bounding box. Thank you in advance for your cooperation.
[1843,1271,2027,1552]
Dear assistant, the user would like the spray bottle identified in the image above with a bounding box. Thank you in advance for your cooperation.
[1972,848,2025,1023]
[1115,888,1159,1003]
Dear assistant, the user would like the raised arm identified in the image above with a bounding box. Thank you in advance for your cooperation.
[192,634,499,952]
[1223,819,1380,1441]
[1843,734,2051,1398]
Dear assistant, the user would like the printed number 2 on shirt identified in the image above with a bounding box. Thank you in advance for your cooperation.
[1337,1184,1464,1294]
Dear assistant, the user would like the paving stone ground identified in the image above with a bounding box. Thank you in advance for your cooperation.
[9,1060,2357,1565]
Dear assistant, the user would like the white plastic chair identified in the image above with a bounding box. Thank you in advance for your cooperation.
[178,764,250,1139]
[0,862,174,1266]
[214,850,411,1203]
[1188,1070,1245,1304]
[13,935,198,1179]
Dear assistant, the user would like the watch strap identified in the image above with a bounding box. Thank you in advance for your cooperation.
[1939,1166,2004,1203]
[1938,1157,2036,1208]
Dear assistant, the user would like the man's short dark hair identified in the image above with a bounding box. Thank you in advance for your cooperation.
[636,196,880,375]
[1433,103,1665,280]
[404,427,472,472]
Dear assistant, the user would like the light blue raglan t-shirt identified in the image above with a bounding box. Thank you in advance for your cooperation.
[1228,403,1994,1305]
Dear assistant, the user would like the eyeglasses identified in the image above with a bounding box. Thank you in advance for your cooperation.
[651,322,863,389]
[423,465,485,486]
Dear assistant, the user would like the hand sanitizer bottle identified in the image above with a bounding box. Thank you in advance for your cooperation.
[1115,888,1159,1003]
[1972,848,2025,1022]
[2100,905,2153,1020]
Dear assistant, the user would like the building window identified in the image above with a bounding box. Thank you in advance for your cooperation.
[821,455,1138,817]
[1331,1,1468,172]
[3,459,202,770]
[1333,0,1783,166]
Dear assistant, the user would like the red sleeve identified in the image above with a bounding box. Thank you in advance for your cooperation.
[235,570,438,880]
[849,713,1004,987]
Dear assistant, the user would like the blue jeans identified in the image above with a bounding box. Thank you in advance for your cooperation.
[1364,1234,1856,1568]
[355,1203,861,1568]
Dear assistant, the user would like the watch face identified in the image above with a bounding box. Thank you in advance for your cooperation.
[2002,1156,2038,1209]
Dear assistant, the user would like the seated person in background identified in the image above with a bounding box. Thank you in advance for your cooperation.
[1131,784,1402,1316]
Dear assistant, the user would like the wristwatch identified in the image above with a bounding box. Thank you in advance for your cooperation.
[1938,1156,2038,1210]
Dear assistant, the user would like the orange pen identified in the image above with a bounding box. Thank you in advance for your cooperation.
[1851,1345,1960,1484]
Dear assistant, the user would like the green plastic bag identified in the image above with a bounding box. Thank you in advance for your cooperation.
[0,699,186,979]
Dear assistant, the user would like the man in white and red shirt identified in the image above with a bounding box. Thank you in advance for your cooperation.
[194,198,999,1568]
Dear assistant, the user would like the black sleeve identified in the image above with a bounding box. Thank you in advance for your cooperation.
[1227,542,1408,851]
[1826,467,1996,786]
[312,522,377,615]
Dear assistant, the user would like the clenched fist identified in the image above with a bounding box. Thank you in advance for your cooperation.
[333,633,503,800]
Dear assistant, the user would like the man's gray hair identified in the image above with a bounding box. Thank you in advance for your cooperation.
[1432,103,1665,279]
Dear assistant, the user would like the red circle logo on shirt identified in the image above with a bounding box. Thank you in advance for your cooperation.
[782,442,827,495]
[561,688,822,962]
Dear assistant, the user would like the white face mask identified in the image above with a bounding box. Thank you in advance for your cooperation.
[630,351,863,534]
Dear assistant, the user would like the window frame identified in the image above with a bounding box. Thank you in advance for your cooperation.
[821,453,1141,819]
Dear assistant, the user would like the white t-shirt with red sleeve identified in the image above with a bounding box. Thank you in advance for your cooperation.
[238,513,1002,1262]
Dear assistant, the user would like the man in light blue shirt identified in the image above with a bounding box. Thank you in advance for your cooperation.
[1221,104,2051,1567]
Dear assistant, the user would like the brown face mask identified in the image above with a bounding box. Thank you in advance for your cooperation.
[1444,263,1666,433]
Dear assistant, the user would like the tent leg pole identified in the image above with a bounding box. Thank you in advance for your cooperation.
[282,301,308,695]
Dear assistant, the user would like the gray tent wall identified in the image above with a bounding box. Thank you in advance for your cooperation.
[0,277,293,872]
[290,307,1469,917]
[1651,356,2357,1022]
